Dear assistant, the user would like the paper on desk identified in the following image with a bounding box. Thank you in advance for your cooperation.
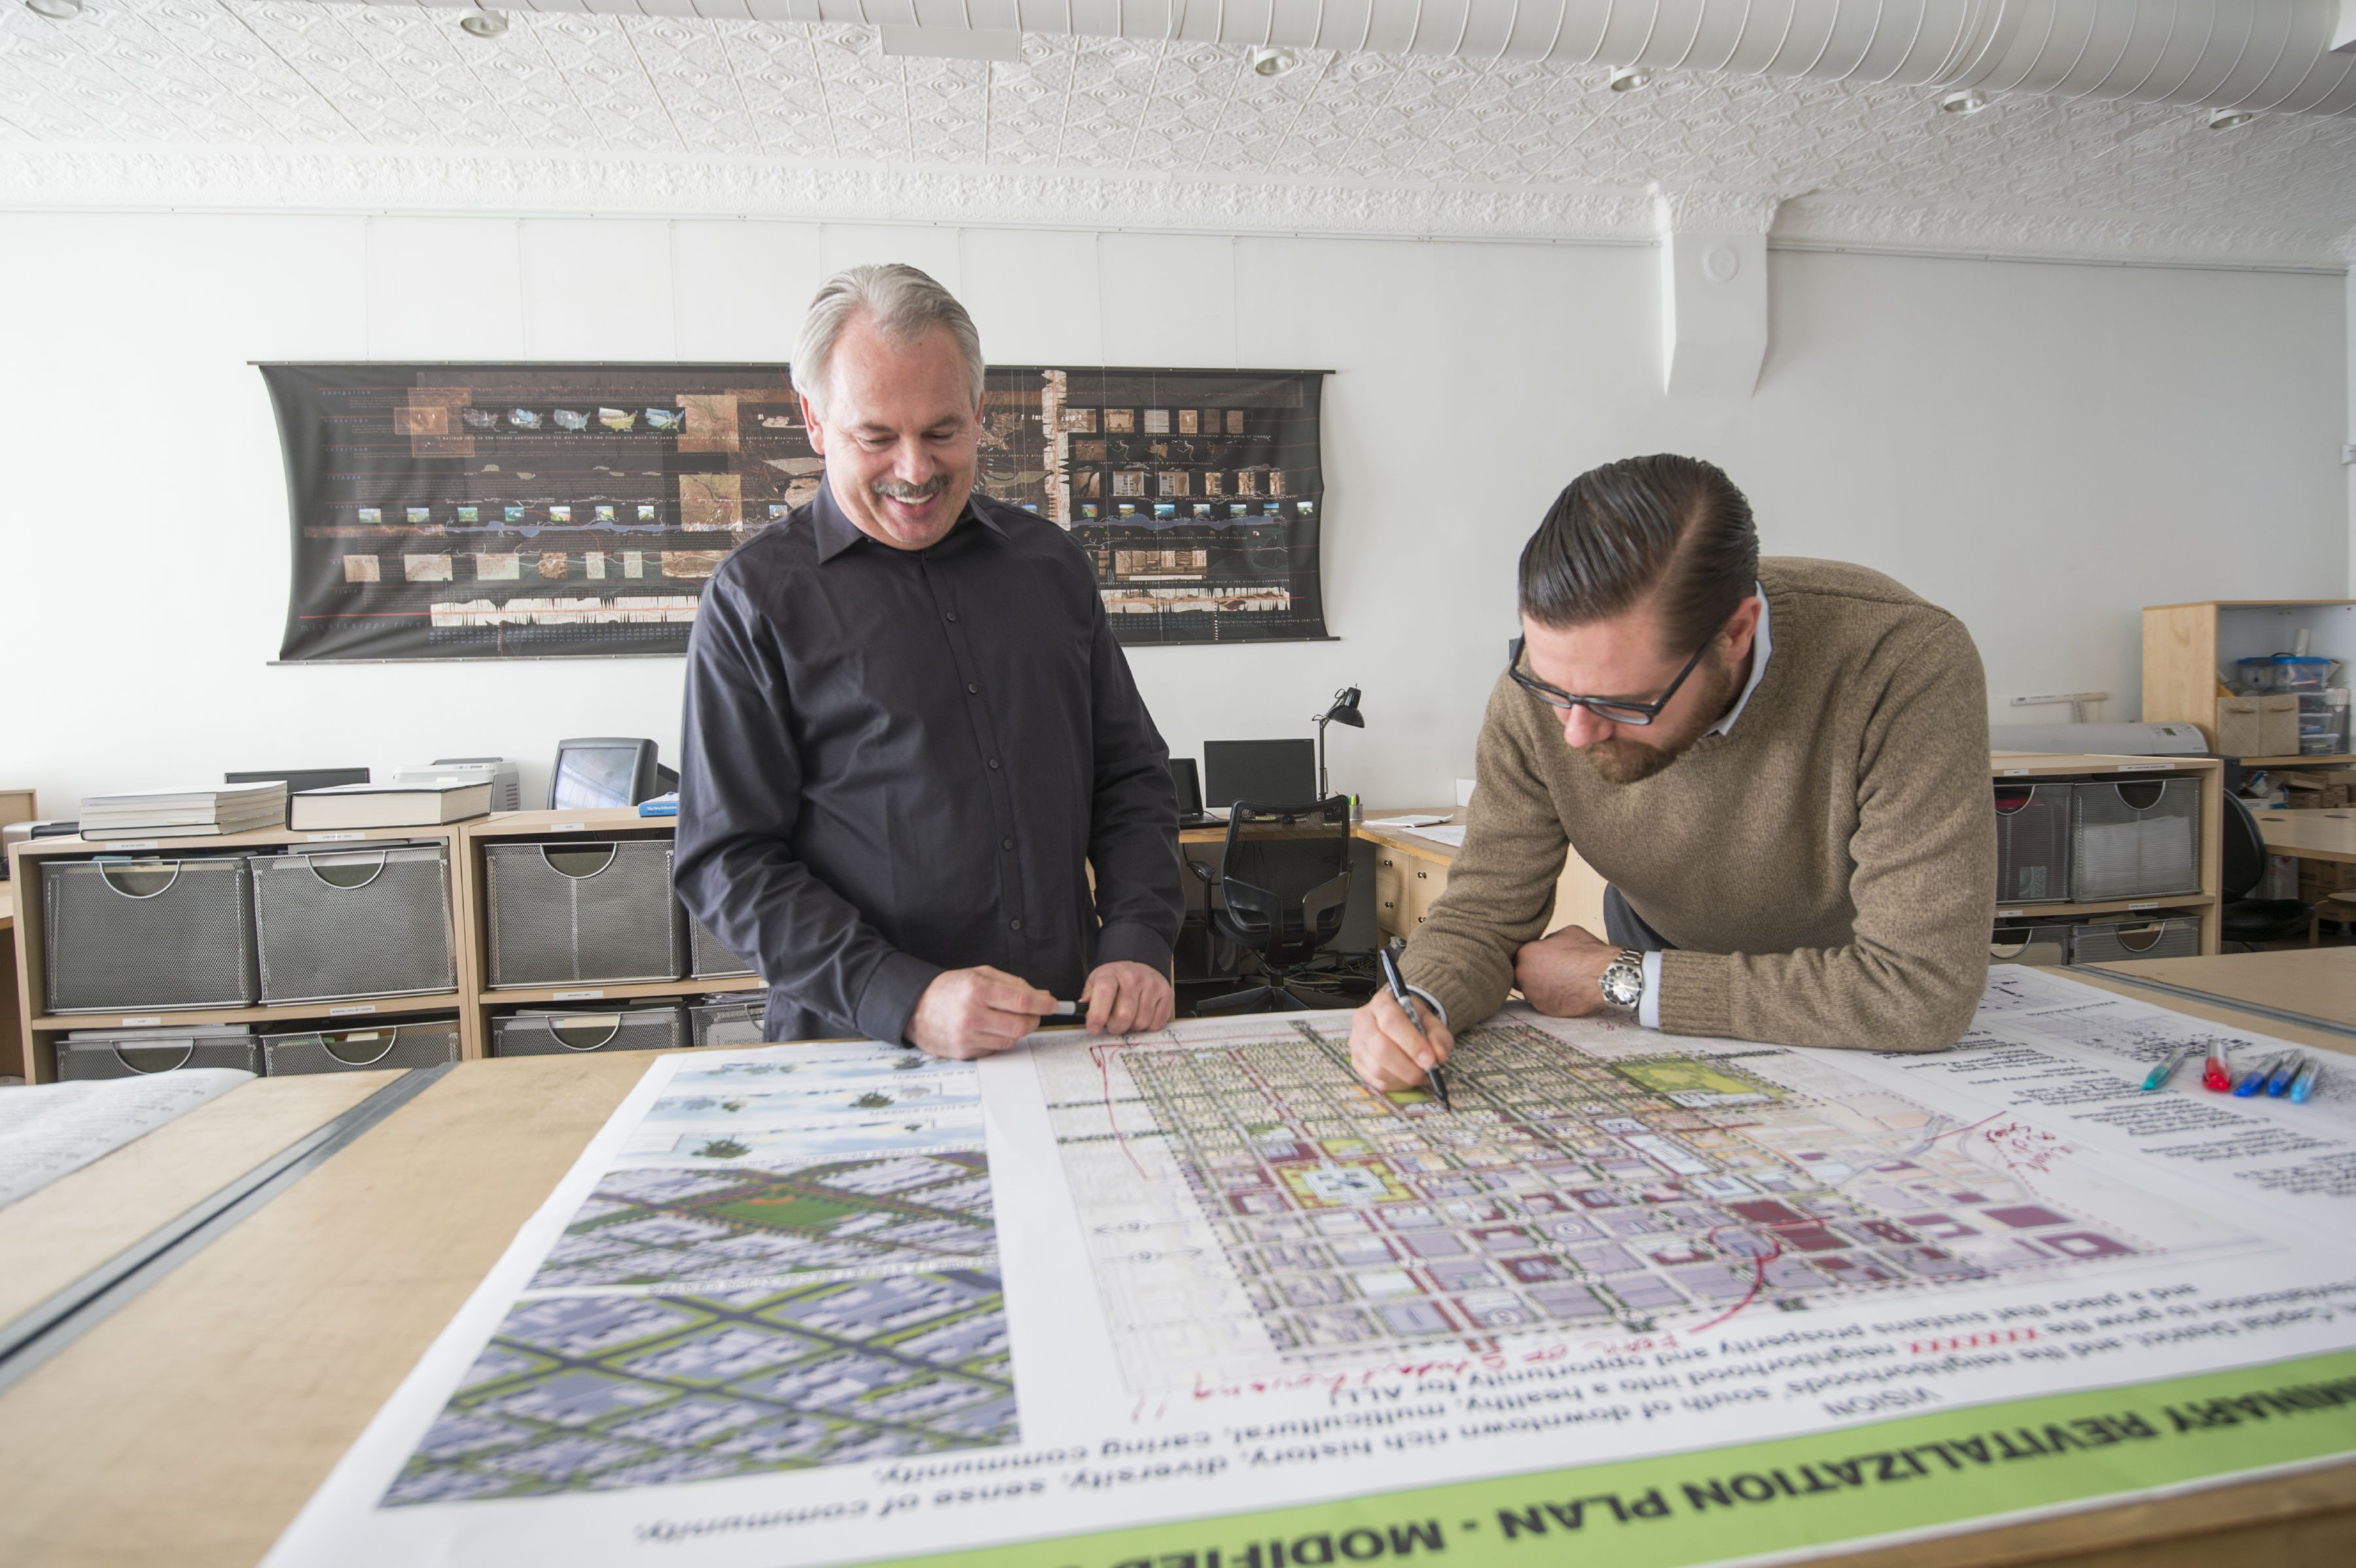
[1365,813,1451,828]
[269,988,2356,1568]
[1406,823,1468,846]
[0,1068,253,1209]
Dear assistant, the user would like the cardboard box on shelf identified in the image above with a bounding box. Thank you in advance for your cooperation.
[2279,770,2356,810]
[2219,694,2299,758]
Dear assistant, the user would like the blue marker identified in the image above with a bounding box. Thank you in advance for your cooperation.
[2290,1056,2324,1104]
[2232,1052,2285,1097]
[2266,1052,2304,1097]
[2142,1045,2196,1092]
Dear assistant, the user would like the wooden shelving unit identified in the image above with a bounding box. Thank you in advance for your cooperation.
[2143,598,2351,763]
[455,809,761,1054]
[1990,751,2224,957]
[6,821,477,1084]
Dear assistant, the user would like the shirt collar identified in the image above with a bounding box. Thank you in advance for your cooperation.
[1705,583,1772,739]
[810,473,1001,564]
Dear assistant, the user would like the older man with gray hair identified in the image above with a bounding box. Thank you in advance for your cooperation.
[676,264,1183,1058]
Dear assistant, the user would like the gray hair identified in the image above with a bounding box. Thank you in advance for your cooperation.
[793,263,985,418]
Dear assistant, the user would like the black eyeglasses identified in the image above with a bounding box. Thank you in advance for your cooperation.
[1508,635,1711,727]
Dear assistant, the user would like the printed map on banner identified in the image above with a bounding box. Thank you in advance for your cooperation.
[266,977,2356,1568]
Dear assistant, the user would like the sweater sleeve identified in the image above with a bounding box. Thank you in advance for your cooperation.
[1399,673,1573,1029]
[1654,615,1997,1052]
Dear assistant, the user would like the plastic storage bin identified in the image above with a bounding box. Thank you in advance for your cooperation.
[2272,656,2331,692]
[43,855,259,1012]
[58,1025,259,1079]
[1993,784,2071,904]
[1990,920,2069,966]
[484,840,686,988]
[490,1003,688,1058]
[689,915,758,980]
[2069,779,2201,902]
[260,1017,461,1075]
[253,843,457,1004]
[2066,918,2200,965]
[689,997,769,1047]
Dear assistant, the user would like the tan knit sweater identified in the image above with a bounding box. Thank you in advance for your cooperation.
[1402,557,1996,1052]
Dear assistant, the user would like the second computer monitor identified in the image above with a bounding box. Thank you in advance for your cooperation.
[1202,738,1317,811]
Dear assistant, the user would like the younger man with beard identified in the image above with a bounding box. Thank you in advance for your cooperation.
[1350,454,1995,1089]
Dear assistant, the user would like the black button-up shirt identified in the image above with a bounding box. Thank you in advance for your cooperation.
[675,480,1183,1046]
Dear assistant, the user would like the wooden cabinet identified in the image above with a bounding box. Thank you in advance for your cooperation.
[2143,599,2354,766]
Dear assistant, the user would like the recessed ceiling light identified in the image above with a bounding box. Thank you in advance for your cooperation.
[458,9,507,38]
[1608,65,1653,93]
[24,0,85,18]
[2207,107,2257,130]
[1940,89,1990,114]
[1251,46,1299,79]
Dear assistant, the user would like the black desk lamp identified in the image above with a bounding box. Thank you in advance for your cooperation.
[1313,686,1364,797]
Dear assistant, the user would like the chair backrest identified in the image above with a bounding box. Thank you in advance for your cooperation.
[2220,791,2268,902]
[1213,798,1353,959]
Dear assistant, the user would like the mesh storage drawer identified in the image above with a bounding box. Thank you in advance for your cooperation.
[253,844,457,1005]
[484,840,685,988]
[2069,779,2201,902]
[1993,783,2071,904]
[1990,921,2068,966]
[2067,918,2200,965]
[689,916,757,980]
[490,1004,688,1058]
[689,997,769,1048]
[260,1017,461,1075]
[58,1025,259,1080]
[43,855,259,1012]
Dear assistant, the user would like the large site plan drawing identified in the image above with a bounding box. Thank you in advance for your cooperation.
[1043,1010,2243,1389]
[385,1047,1015,1505]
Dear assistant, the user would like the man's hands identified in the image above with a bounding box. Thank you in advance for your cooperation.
[907,967,1056,1060]
[1513,925,1622,1017]
[1081,960,1175,1036]
[906,961,1175,1059]
[1348,989,1455,1094]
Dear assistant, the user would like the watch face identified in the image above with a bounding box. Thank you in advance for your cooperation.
[1603,959,1643,1008]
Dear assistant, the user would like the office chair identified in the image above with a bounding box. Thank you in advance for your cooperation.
[2219,793,2313,949]
[1188,798,1370,1014]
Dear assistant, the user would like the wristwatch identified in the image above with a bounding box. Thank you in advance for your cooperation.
[1599,948,1646,1012]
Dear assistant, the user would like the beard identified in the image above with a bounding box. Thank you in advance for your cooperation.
[1577,654,1745,785]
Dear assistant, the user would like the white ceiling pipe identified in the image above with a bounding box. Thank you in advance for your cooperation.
[390,0,2356,116]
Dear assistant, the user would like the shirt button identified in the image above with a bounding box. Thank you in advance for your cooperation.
[967,683,978,694]
[987,758,1001,770]
[944,611,959,623]
[1008,918,1023,932]
[1001,837,1014,850]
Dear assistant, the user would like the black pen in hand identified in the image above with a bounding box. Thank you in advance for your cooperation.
[1378,949,1450,1111]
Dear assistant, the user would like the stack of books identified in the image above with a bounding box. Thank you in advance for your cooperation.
[77,782,288,840]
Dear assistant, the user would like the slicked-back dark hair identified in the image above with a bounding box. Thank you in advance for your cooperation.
[1518,454,1758,654]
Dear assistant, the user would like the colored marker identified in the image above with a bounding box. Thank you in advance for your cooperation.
[2233,1052,2287,1098]
[2266,1052,2304,1097]
[2290,1056,2324,1104]
[2142,1045,2196,1092]
[2201,1042,2234,1093]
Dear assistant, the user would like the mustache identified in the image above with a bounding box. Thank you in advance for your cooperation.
[870,475,951,503]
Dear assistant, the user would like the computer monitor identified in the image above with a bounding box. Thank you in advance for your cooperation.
[1202,738,1317,811]
[549,738,676,810]
[1168,758,1204,818]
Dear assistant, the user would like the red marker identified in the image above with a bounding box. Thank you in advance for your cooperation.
[2201,1042,2234,1093]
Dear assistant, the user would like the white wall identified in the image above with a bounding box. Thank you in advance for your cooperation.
[0,213,2344,815]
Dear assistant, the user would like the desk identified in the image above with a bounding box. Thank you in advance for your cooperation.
[2086,948,2356,1039]
[6,1001,2356,1567]
[2258,810,2356,865]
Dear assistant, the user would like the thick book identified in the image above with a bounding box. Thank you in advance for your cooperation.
[80,783,287,829]
[289,781,491,830]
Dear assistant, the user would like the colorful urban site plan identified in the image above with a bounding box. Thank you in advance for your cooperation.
[1046,1014,2152,1380]
[385,1274,1014,1503]
[384,1044,1018,1504]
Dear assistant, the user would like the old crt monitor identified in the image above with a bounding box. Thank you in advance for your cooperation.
[1202,738,1316,810]
[549,738,677,810]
